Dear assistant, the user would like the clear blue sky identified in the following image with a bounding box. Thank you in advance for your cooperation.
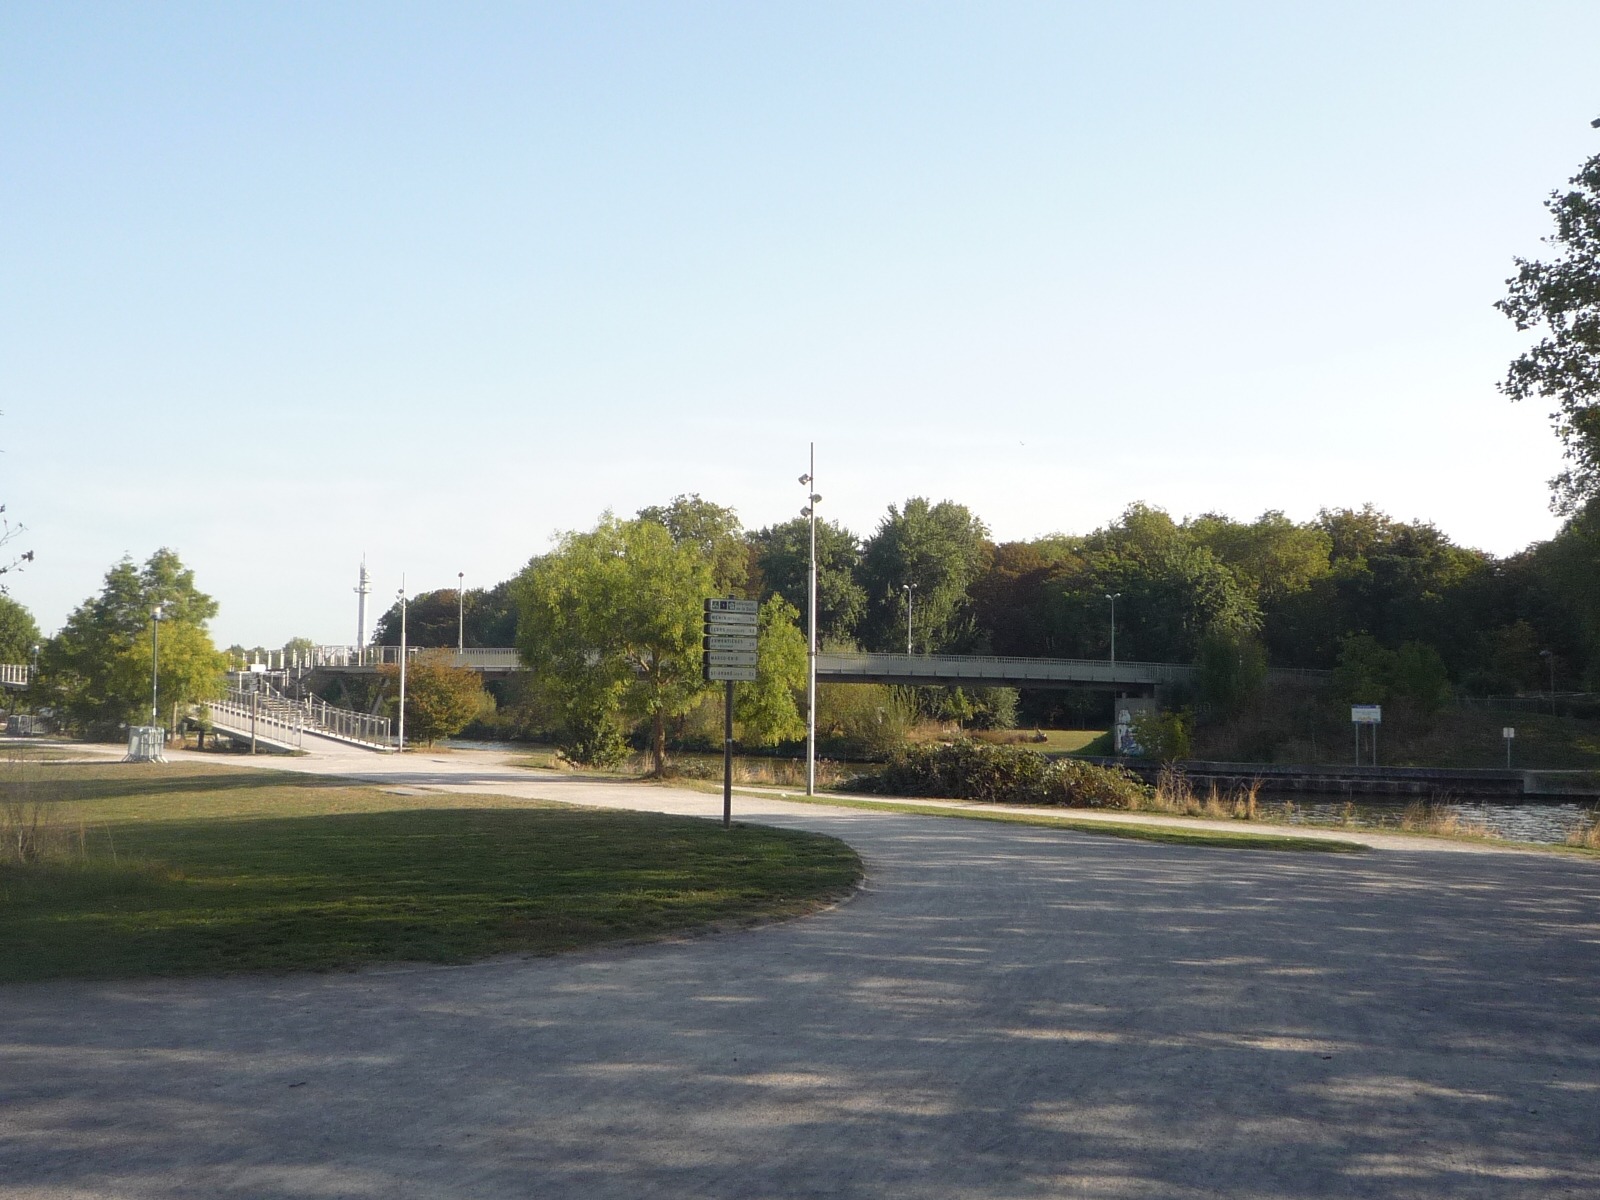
[3,2,1598,647]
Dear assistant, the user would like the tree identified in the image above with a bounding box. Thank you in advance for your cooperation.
[857,498,990,652]
[1043,505,1259,664]
[381,651,484,746]
[637,494,748,596]
[515,515,714,774]
[1498,150,1600,513]
[750,517,867,645]
[732,596,808,746]
[0,595,40,664]
[41,550,225,735]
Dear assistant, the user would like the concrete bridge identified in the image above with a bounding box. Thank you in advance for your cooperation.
[300,646,1327,694]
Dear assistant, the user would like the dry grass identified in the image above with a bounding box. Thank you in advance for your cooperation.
[660,754,857,790]
[1398,799,1493,838]
[1565,811,1600,849]
[1138,766,1264,820]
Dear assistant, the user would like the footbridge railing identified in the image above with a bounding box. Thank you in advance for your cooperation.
[206,686,393,751]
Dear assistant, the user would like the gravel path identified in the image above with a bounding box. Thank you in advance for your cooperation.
[3,741,1598,1198]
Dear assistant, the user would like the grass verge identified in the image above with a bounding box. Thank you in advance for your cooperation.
[0,760,862,984]
[750,788,1367,853]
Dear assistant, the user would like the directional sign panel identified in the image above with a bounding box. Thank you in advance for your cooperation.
[705,650,757,667]
[704,635,758,651]
[705,598,759,615]
[705,610,758,627]
[707,665,758,681]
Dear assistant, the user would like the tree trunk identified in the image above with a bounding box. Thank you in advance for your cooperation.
[651,710,666,777]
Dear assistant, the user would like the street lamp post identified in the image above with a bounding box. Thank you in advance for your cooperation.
[397,583,408,751]
[903,583,917,655]
[150,605,164,729]
[1541,649,1556,716]
[1105,593,1121,666]
[457,571,465,656]
[800,446,821,796]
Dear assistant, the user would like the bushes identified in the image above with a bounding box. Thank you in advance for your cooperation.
[860,741,1148,809]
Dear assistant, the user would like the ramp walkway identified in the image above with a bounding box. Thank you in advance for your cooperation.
[206,686,393,752]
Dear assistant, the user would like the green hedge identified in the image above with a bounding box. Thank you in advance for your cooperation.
[857,741,1148,809]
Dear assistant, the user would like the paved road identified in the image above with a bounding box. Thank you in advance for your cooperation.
[4,744,1599,1198]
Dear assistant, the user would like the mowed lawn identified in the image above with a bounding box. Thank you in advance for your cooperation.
[0,759,862,984]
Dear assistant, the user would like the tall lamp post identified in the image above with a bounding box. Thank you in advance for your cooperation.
[1105,593,1121,666]
[457,571,465,656]
[902,583,917,655]
[397,583,408,751]
[150,605,164,729]
[1541,649,1555,716]
[800,446,820,797]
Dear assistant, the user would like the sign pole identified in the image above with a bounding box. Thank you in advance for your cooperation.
[723,679,734,829]
[704,597,759,829]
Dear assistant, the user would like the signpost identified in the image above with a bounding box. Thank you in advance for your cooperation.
[704,599,759,827]
[1351,704,1381,766]
[1503,726,1515,769]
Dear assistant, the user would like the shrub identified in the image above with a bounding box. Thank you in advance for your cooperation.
[859,741,1148,809]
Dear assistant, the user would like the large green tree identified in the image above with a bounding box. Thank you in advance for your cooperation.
[1499,149,1600,513]
[373,580,518,648]
[732,595,808,746]
[750,517,867,646]
[0,595,40,665]
[41,550,225,735]
[515,515,714,774]
[637,494,748,596]
[380,651,484,746]
[1045,505,1259,664]
[858,498,990,653]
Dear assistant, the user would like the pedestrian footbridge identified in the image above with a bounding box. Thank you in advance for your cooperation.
[295,646,1326,694]
[205,686,394,753]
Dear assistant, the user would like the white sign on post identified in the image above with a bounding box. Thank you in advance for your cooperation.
[1351,705,1382,725]
[1503,727,1516,739]
[705,610,758,627]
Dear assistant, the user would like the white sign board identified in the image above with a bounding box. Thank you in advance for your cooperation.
[705,598,759,614]
[1351,705,1382,725]
[704,610,758,627]
[705,650,757,667]
[1503,727,1516,739]
[704,634,758,651]
[706,665,758,681]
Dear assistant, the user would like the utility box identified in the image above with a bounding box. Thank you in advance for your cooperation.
[125,725,167,763]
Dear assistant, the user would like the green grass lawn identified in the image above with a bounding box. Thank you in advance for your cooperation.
[973,729,1109,754]
[0,760,861,984]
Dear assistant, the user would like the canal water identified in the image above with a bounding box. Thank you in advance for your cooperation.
[1256,792,1597,845]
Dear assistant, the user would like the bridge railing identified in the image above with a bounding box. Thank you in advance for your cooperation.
[305,697,392,748]
[206,689,306,750]
[297,646,523,670]
[814,652,1330,687]
[0,664,33,688]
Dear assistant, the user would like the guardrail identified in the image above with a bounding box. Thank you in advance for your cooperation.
[814,652,1330,688]
[207,686,392,751]
[304,697,391,748]
[206,690,306,751]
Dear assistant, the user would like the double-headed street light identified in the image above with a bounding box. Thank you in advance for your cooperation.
[150,604,164,728]
[800,446,820,797]
[397,583,409,750]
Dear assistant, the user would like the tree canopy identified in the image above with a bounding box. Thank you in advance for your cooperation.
[41,550,225,734]
[0,595,41,665]
[1499,150,1600,513]
[515,515,715,774]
